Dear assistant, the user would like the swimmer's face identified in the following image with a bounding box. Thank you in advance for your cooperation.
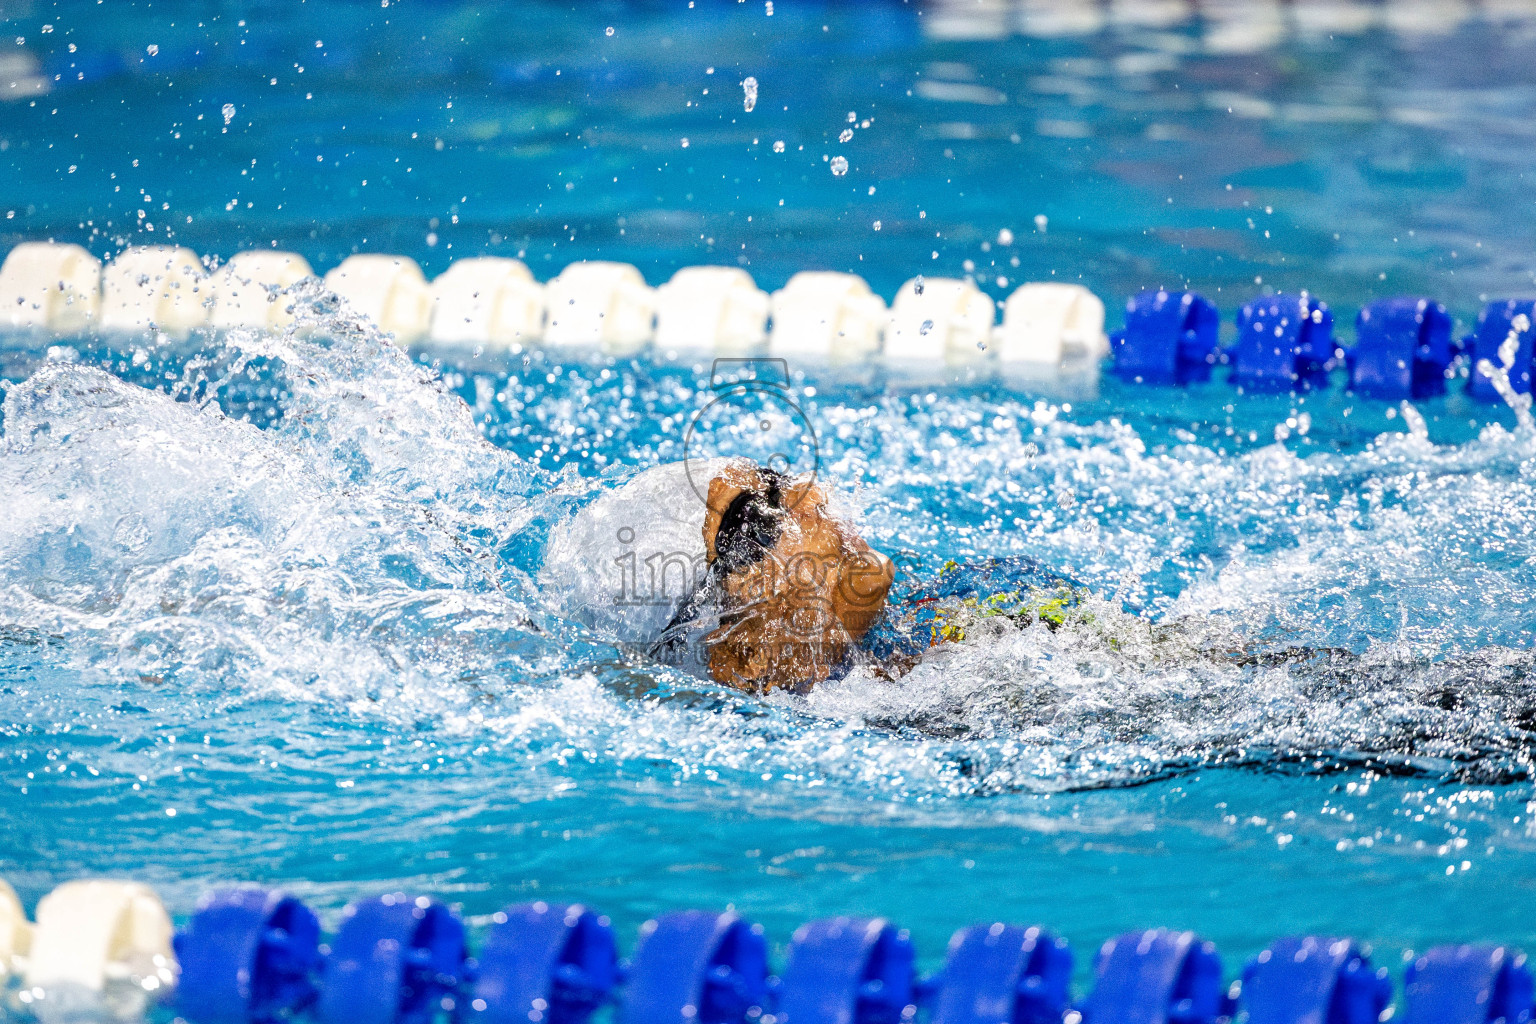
[701,460,894,691]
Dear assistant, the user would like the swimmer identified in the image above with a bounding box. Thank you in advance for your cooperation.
[547,462,1536,776]
[646,458,1086,693]
[540,455,1097,693]
[650,459,895,691]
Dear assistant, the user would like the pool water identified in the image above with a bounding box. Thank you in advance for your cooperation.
[5,0,1536,995]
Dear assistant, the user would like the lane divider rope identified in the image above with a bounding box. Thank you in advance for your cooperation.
[1,243,1531,404]
[0,879,1530,1024]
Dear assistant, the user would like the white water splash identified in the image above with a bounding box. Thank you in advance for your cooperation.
[1476,313,1534,431]
[0,284,546,709]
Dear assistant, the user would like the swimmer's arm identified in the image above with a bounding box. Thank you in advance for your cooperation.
[833,537,894,640]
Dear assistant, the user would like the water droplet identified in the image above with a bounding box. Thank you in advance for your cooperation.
[913,276,924,295]
[772,140,785,153]
[847,111,857,123]
[829,155,848,176]
[146,44,159,56]
[605,26,614,36]
[839,128,853,143]
[872,220,881,231]
[681,138,690,149]
[919,320,934,336]
[222,103,236,125]
[1034,213,1048,232]
[997,228,1014,246]
[742,76,758,113]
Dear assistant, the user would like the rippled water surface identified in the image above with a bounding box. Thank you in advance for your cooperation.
[5,0,1536,983]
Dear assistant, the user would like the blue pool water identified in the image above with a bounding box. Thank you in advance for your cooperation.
[5,0,1536,994]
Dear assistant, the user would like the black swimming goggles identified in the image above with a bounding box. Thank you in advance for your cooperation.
[712,466,788,574]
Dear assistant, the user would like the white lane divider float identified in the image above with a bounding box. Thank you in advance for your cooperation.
[1,877,31,978]
[210,251,314,330]
[0,241,101,333]
[996,282,1108,369]
[0,240,1110,379]
[428,256,545,348]
[100,245,210,335]
[1108,0,1197,30]
[22,880,177,1015]
[1291,0,1379,36]
[1020,0,1107,36]
[768,271,887,361]
[884,276,996,363]
[542,260,657,354]
[323,254,434,345]
[654,266,770,354]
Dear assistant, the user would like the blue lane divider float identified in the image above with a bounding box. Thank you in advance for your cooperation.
[1105,289,1536,403]
[1467,299,1536,401]
[776,917,916,1024]
[1229,292,1335,390]
[1347,297,1456,399]
[1240,936,1390,1024]
[463,902,616,1024]
[175,886,322,1024]
[930,924,1072,1024]
[1109,290,1222,385]
[125,883,1536,1024]
[317,893,466,1024]
[621,910,768,1024]
[1401,944,1535,1024]
[1078,929,1228,1024]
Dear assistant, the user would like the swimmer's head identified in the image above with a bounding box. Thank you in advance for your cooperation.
[700,458,895,691]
